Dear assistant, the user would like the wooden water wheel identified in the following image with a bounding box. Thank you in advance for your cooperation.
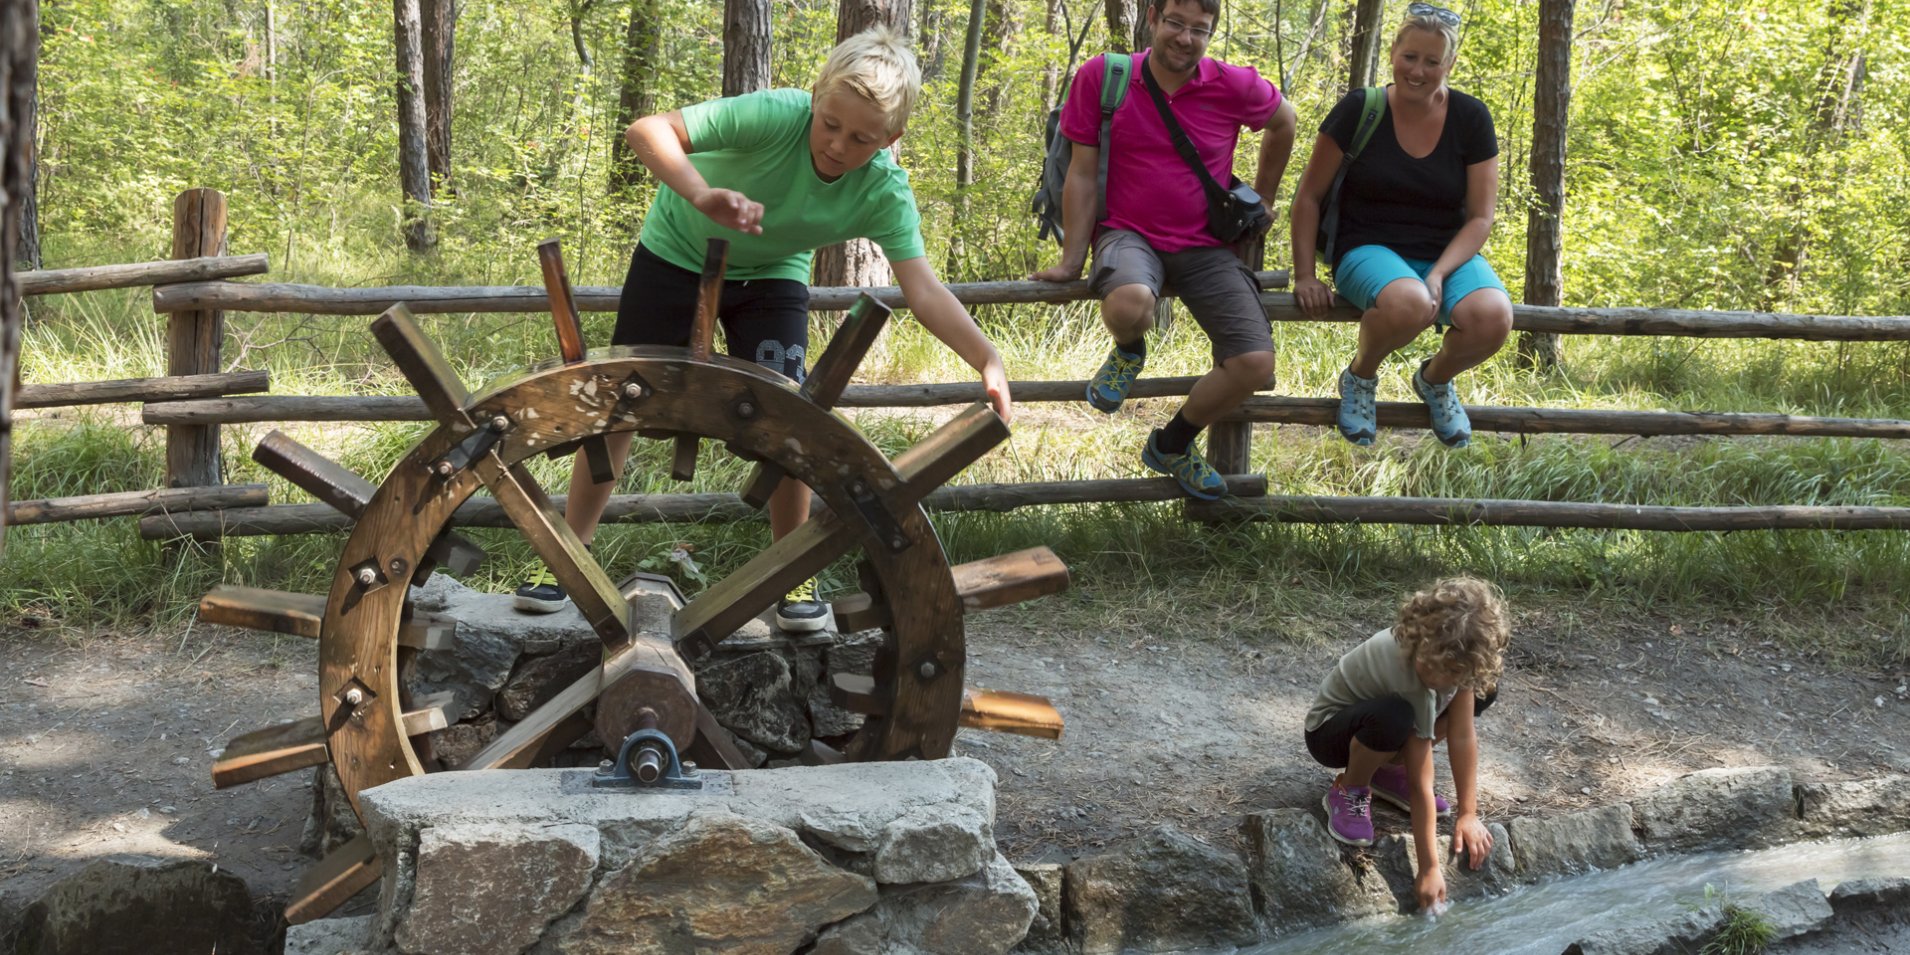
[196,241,1068,924]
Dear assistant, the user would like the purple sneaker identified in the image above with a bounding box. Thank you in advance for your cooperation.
[1370,764,1452,816]
[1323,782,1376,846]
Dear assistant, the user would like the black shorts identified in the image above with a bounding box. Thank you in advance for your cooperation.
[1304,689,1498,769]
[611,244,811,384]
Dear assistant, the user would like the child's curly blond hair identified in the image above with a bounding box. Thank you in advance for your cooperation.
[1392,576,1509,694]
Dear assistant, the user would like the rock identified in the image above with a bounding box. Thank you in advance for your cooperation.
[1009,862,1066,953]
[390,822,598,955]
[1630,766,1797,853]
[737,759,998,884]
[1795,775,1910,839]
[1369,821,1516,906]
[1240,809,1394,933]
[811,853,1038,955]
[1064,827,1257,954]
[303,764,366,857]
[1827,876,1910,914]
[1508,804,1643,880]
[425,717,498,770]
[495,641,600,722]
[1749,879,1832,941]
[825,628,884,675]
[407,574,597,718]
[285,915,375,955]
[551,810,876,955]
[1561,902,1724,955]
[9,856,259,955]
[695,650,812,755]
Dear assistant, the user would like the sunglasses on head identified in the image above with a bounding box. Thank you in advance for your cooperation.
[1407,2,1462,26]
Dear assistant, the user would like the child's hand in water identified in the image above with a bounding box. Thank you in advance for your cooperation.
[1414,868,1448,913]
[1452,813,1494,871]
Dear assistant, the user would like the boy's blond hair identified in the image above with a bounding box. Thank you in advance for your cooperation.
[1392,576,1508,695]
[814,26,921,136]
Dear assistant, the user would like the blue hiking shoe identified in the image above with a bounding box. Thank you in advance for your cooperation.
[1412,360,1472,448]
[1086,345,1146,413]
[1142,430,1226,501]
[1336,367,1378,446]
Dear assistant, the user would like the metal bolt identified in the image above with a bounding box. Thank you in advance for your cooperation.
[356,567,379,587]
[598,759,613,771]
[850,479,868,495]
[891,536,907,550]
[918,660,939,680]
[622,383,645,400]
[488,415,510,433]
[343,687,365,706]
[736,400,756,419]
[432,460,455,478]
[388,558,408,577]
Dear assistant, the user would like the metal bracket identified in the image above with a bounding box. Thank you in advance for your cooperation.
[593,728,703,791]
[427,415,511,480]
[841,478,913,555]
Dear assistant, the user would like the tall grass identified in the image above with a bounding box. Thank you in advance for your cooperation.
[7,229,1910,667]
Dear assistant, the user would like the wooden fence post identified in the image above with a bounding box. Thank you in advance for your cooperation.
[1205,421,1253,476]
[167,188,227,493]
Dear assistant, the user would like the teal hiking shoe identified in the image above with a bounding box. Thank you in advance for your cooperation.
[1336,367,1378,446]
[1086,345,1146,413]
[1142,430,1226,501]
[1412,360,1472,448]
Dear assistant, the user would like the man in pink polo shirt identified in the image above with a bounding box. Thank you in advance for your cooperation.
[1033,0,1295,500]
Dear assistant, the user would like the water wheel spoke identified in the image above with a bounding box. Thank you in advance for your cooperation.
[685,700,751,771]
[212,702,451,789]
[199,585,452,650]
[536,238,588,364]
[949,546,1072,611]
[668,240,729,484]
[828,674,1062,740]
[477,460,632,649]
[254,430,484,577]
[740,294,891,507]
[287,835,380,926]
[370,304,472,428]
[458,639,669,770]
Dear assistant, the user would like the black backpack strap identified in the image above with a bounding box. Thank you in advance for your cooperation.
[1139,58,1231,206]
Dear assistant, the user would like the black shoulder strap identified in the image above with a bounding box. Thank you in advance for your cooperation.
[1139,58,1230,204]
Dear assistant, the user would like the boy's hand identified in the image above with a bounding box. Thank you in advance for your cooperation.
[1029,258,1085,283]
[1451,813,1493,871]
[981,358,1013,424]
[693,188,765,235]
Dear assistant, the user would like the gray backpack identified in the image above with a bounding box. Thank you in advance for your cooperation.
[1032,53,1134,246]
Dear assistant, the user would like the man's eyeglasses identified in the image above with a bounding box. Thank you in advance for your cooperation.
[1158,15,1215,40]
[1407,2,1462,26]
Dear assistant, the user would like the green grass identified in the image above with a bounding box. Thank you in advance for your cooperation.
[7,230,1910,670]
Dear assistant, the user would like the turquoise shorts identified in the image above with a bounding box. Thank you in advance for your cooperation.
[1335,245,1508,329]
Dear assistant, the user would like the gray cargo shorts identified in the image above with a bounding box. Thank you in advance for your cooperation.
[1089,229,1273,363]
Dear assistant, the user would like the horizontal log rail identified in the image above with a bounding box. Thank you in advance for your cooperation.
[7,484,269,527]
[1186,496,1910,531]
[149,271,1291,316]
[149,277,1910,341]
[20,254,270,296]
[1221,397,1910,439]
[136,475,1270,539]
[17,370,270,410]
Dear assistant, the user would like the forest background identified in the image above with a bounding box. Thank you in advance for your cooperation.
[8,0,1910,664]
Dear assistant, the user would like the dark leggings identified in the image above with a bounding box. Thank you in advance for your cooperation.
[1305,689,1497,770]
[611,244,811,384]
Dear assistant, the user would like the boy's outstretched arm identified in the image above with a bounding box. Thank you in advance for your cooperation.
[1253,99,1299,226]
[892,257,1014,424]
[626,113,764,235]
[1447,689,1493,871]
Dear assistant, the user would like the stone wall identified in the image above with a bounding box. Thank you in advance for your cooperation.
[287,758,1036,955]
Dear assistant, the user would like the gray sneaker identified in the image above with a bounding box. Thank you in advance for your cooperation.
[1336,367,1378,446]
[1412,360,1472,448]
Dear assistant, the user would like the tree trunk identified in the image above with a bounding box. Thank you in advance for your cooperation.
[393,0,435,250]
[1347,0,1386,90]
[1760,0,1870,310]
[919,0,947,79]
[723,0,771,96]
[981,0,1019,119]
[813,0,913,292]
[610,0,661,194]
[1105,0,1137,53]
[949,0,986,276]
[420,0,455,191]
[1,0,35,544]
[1041,0,1063,116]
[1517,0,1573,370]
[15,44,35,271]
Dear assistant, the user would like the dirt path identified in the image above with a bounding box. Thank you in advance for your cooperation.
[3,597,1908,919]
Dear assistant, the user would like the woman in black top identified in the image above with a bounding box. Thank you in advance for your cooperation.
[1288,3,1513,449]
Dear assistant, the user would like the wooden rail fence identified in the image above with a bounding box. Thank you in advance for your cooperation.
[13,186,1910,537]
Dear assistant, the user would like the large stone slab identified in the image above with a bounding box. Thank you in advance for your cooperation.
[1750,879,1833,941]
[1508,804,1643,880]
[1064,827,1257,954]
[1630,766,1798,853]
[550,809,876,955]
[1369,821,1516,906]
[8,856,259,955]
[393,822,598,955]
[285,915,374,955]
[1561,902,1724,955]
[1240,809,1394,933]
[1795,774,1910,839]
[1009,862,1066,954]
[811,853,1038,955]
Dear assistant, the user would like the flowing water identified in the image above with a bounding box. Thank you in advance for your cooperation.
[1229,831,1910,955]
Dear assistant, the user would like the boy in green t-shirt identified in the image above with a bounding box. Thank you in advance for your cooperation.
[516,26,1013,631]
